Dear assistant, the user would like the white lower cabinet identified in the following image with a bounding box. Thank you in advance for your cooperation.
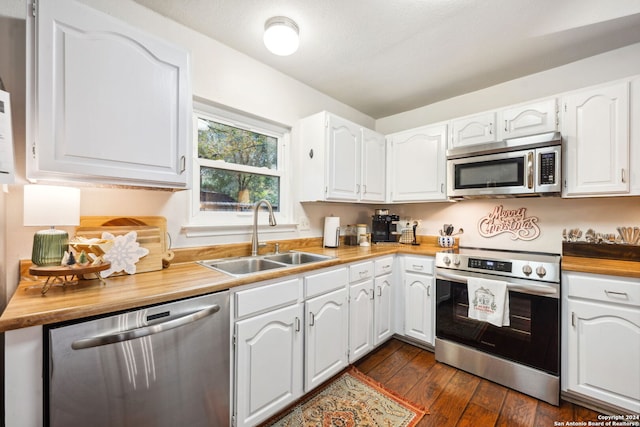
[233,260,394,425]
[402,256,435,345]
[374,271,394,345]
[348,257,395,363]
[305,287,349,391]
[562,272,640,413]
[348,261,375,362]
[233,278,304,427]
[234,304,304,427]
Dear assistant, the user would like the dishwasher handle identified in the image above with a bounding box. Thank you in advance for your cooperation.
[71,304,221,350]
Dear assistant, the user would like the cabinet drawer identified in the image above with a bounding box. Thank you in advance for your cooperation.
[305,267,348,298]
[404,256,434,274]
[349,261,374,283]
[564,272,640,308]
[235,278,301,318]
[374,257,394,276]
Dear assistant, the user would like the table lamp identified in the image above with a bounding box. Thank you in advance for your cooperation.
[24,185,81,266]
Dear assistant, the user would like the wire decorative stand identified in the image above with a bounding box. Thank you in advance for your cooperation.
[28,263,111,295]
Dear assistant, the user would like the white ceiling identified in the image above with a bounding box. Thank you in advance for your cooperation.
[133,0,640,119]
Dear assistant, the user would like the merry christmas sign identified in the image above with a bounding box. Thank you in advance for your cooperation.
[478,205,540,241]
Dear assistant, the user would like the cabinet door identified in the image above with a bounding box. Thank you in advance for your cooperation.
[361,128,386,202]
[630,76,640,195]
[235,304,304,427]
[404,271,434,345]
[499,98,558,140]
[450,111,497,148]
[305,287,349,391]
[326,114,361,201]
[388,123,447,202]
[349,280,374,362]
[29,0,191,188]
[374,273,393,345]
[566,299,640,413]
[562,82,630,196]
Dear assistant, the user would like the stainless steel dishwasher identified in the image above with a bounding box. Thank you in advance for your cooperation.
[45,290,230,427]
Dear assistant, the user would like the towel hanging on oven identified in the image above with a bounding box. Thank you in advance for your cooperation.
[467,277,510,327]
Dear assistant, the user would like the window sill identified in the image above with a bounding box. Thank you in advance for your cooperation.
[182,223,299,238]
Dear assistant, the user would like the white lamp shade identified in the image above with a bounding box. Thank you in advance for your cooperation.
[264,16,299,56]
[24,185,81,226]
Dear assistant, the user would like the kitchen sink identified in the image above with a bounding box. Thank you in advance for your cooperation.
[264,252,333,265]
[198,251,335,277]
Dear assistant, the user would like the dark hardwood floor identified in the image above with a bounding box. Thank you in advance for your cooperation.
[354,338,602,427]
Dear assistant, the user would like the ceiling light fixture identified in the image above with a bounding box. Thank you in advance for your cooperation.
[263,16,299,56]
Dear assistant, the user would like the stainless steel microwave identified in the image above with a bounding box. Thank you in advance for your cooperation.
[447,132,562,199]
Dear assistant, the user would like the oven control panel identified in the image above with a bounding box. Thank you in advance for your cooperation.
[468,258,512,272]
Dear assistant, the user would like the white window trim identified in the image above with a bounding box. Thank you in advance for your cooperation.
[184,101,294,237]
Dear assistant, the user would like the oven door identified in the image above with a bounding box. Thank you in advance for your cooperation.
[435,268,559,375]
[447,149,534,197]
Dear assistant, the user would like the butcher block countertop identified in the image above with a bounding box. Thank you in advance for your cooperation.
[0,238,442,332]
[561,256,640,279]
[3,236,637,333]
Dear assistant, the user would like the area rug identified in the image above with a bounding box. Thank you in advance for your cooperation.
[261,366,428,427]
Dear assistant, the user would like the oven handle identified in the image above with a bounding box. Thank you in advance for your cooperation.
[435,270,558,296]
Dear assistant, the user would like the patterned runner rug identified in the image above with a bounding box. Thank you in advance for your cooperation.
[261,366,428,427]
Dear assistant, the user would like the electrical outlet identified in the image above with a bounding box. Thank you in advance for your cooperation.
[298,216,310,231]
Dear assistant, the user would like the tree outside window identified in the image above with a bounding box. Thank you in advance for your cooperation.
[197,118,281,212]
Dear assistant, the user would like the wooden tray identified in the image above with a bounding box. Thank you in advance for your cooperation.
[562,242,640,262]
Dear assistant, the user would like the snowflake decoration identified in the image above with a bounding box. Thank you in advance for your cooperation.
[100,231,149,278]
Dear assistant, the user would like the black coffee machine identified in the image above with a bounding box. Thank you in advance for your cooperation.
[371,211,400,243]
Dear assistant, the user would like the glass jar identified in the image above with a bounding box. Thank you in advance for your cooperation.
[345,225,358,246]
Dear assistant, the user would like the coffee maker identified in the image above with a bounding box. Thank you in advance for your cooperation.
[371,210,400,243]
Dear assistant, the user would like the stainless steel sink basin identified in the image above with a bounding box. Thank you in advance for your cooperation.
[198,251,334,277]
[264,252,333,265]
[200,258,287,276]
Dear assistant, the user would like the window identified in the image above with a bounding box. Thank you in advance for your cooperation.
[191,102,291,227]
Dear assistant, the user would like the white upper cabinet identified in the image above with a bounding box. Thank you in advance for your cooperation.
[561,81,630,196]
[498,98,558,140]
[450,111,497,148]
[387,123,447,202]
[299,111,385,202]
[325,114,361,200]
[27,0,191,188]
[361,128,386,202]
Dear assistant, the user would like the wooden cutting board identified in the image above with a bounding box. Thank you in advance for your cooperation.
[75,216,170,274]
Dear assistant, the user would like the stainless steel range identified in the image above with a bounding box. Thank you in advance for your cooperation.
[435,247,561,405]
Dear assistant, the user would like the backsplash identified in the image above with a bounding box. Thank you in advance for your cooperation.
[300,197,640,255]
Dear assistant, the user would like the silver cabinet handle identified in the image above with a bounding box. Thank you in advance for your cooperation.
[622,169,626,183]
[71,304,220,350]
[179,155,186,173]
[295,317,301,332]
[605,290,629,299]
[377,286,382,297]
[309,312,315,326]
[427,285,431,297]
[412,264,424,270]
